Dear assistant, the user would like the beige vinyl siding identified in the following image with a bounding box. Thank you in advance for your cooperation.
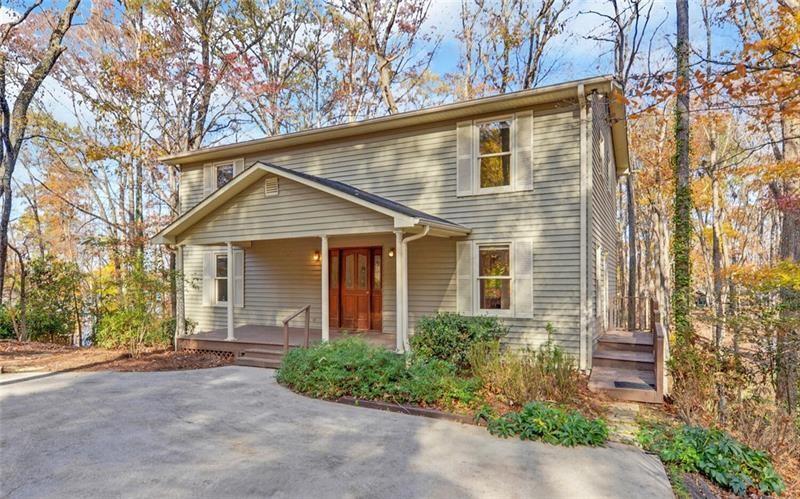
[179,101,584,355]
[179,166,205,213]
[407,237,457,329]
[589,94,619,342]
[177,174,395,245]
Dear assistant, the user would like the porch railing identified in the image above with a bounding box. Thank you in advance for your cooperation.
[613,295,652,332]
[282,305,311,353]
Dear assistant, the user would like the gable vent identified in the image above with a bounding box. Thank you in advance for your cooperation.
[264,177,279,197]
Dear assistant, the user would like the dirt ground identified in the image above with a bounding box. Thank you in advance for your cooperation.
[0,340,232,373]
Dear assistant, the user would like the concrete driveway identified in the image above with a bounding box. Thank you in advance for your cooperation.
[0,367,671,499]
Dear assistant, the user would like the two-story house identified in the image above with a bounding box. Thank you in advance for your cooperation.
[154,75,661,402]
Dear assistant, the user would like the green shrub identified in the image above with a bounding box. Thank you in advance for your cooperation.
[468,325,579,405]
[479,402,608,447]
[277,337,480,409]
[0,306,14,339]
[93,260,171,356]
[637,422,785,496]
[411,312,508,370]
[94,308,172,355]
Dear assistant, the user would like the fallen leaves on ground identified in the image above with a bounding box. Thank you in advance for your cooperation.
[0,340,231,373]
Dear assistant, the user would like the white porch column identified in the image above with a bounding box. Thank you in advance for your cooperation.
[321,235,330,342]
[226,241,236,341]
[394,230,405,352]
[174,244,185,350]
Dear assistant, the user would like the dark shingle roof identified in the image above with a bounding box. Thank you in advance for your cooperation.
[255,161,466,230]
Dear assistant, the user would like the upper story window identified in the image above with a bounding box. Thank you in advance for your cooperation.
[456,112,532,197]
[477,119,512,190]
[216,163,234,188]
[478,244,511,311]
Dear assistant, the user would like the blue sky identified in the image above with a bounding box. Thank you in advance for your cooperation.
[1,0,743,138]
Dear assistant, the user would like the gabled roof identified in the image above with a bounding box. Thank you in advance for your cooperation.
[152,161,470,245]
[158,75,629,173]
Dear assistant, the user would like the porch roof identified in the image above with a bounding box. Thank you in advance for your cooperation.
[152,161,470,245]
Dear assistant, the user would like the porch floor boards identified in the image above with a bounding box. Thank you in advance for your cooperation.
[177,324,396,358]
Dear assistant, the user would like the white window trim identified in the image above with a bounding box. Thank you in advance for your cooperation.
[473,241,514,318]
[213,161,235,189]
[474,115,515,195]
[213,252,228,307]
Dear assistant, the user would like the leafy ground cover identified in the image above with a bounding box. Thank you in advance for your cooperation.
[637,420,785,496]
[478,401,608,447]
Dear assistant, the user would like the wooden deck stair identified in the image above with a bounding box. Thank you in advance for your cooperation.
[589,329,661,404]
[235,347,287,369]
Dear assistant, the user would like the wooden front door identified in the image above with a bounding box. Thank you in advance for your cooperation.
[330,247,382,331]
[341,248,371,330]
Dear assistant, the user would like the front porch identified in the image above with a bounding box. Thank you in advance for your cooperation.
[156,162,470,361]
[178,324,396,357]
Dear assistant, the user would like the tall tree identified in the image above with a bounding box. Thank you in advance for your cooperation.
[455,0,573,97]
[672,0,693,343]
[0,0,82,303]
[719,0,799,410]
[332,0,439,115]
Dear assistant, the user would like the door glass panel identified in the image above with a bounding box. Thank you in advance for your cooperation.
[345,254,354,289]
[358,254,368,289]
[331,253,339,289]
[373,254,381,289]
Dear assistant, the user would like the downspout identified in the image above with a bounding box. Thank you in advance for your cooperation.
[578,84,589,371]
[400,225,430,353]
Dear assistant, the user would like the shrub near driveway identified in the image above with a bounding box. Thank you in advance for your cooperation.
[468,336,579,407]
[276,337,480,410]
[411,313,508,370]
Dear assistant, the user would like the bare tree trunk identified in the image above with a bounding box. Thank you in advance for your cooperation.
[712,175,725,420]
[627,174,637,330]
[0,0,81,303]
[7,244,26,341]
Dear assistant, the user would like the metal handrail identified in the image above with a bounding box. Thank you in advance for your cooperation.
[282,305,311,352]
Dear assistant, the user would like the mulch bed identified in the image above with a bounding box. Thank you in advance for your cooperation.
[0,340,231,373]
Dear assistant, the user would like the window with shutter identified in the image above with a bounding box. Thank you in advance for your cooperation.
[203,248,244,308]
[456,114,533,196]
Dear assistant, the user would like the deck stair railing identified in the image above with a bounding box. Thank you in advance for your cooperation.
[650,298,670,398]
[282,305,311,353]
[613,295,652,331]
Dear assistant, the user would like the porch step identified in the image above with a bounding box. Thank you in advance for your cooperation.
[598,330,654,353]
[588,366,660,404]
[235,356,282,369]
[241,347,286,359]
[593,344,654,370]
[234,347,287,369]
